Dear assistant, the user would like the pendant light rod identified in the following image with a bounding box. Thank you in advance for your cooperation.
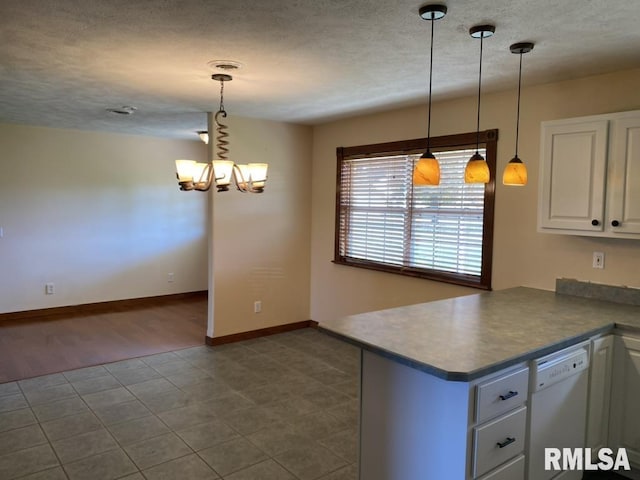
[510,42,534,159]
[427,10,435,150]
[469,25,495,153]
[419,4,447,153]
[474,35,483,152]
[514,50,522,157]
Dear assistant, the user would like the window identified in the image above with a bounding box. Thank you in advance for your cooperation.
[334,130,497,289]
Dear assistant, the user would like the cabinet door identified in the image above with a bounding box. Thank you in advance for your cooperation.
[586,336,613,457]
[607,115,640,235]
[539,119,608,232]
[609,335,640,467]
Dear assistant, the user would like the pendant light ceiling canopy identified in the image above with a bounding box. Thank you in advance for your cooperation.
[465,24,495,184]
[419,4,447,20]
[503,41,534,186]
[412,4,447,187]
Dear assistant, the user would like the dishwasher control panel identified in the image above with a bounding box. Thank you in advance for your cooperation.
[531,346,589,392]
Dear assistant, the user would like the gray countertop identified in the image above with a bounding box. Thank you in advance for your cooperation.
[319,287,640,381]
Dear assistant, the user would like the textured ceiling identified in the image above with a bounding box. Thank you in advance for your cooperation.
[0,0,639,140]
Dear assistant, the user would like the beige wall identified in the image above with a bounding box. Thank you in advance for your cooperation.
[211,116,313,337]
[0,118,313,343]
[310,68,640,324]
[0,124,208,313]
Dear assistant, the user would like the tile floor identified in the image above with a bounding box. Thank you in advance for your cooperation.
[0,328,360,480]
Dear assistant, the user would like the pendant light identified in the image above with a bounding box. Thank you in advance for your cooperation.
[412,4,447,187]
[503,42,534,186]
[465,24,495,184]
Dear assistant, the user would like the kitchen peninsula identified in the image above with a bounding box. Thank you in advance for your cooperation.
[320,287,640,480]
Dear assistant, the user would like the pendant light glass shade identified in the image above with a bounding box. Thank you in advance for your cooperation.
[465,25,495,184]
[465,152,490,183]
[414,151,441,186]
[412,4,446,187]
[502,156,527,186]
[502,42,534,186]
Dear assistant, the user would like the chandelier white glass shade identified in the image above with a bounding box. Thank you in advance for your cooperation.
[175,158,268,193]
[175,74,268,193]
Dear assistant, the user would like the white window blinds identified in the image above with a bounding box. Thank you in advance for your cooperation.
[338,148,486,280]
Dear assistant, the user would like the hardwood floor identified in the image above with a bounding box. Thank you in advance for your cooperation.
[0,293,207,383]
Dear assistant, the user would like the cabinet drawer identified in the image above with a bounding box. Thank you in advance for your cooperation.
[473,406,527,478]
[476,367,528,423]
[477,454,525,480]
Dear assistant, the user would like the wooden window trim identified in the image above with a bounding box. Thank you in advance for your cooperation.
[333,130,497,290]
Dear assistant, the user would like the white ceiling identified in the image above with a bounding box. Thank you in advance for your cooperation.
[1,0,639,140]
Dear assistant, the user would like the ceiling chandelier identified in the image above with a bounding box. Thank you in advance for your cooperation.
[175,73,268,193]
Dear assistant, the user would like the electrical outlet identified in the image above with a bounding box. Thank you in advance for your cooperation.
[593,252,605,269]
[168,272,175,283]
[254,300,262,313]
[45,283,55,295]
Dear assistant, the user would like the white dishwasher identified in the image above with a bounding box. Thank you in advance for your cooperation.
[527,343,590,480]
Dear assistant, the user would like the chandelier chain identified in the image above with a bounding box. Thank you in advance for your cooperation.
[219,79,226,113]
[215,78,229,161]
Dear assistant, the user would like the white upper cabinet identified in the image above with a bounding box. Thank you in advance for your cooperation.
[538,110,640,238]
[607,115,640,235]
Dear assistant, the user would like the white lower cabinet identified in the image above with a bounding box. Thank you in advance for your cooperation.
[476,367,529,424]
[473,367,529,479]
[609,334,640,470]
[586,335,614,458]
[473,406,527,478]
[359,351,529,480]
[478,455,525,480]
[360,333,640,480]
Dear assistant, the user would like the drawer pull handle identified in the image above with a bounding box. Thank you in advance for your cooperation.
[612,220,620,227]
[592,219,600,226]
[499,390,518,401]
[496,437,516,449]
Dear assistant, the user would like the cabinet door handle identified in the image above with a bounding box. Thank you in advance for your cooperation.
[499,390,518,401]
[591,219,600,226]
[611,220,620,227]
[497,437,516,449]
